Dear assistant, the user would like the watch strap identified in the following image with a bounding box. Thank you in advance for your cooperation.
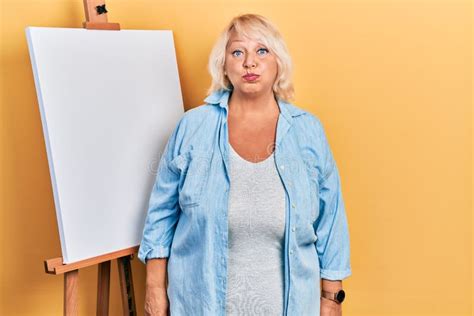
[321,289,341,303]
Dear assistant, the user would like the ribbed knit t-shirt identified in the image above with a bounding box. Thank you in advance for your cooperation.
[225,143,286,316]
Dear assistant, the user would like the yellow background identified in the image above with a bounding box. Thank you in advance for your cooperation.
[1,0,471,315]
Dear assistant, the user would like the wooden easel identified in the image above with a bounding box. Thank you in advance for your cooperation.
[44,2,140,316]
[45,246,139,316]
[82,0,120,30]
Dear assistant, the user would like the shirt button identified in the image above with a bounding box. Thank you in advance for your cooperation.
[291,203,296,208]
[280,165,285,170]
[289,249,293,255]
[291,226,295,232]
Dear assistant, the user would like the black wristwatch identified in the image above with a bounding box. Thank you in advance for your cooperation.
[321,289,345,304]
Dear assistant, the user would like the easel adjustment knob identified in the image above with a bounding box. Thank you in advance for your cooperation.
[96,4,108,15]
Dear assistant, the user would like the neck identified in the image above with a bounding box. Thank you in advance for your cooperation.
[228,89,279,118]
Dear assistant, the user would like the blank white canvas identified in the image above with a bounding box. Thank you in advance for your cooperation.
[25,27,184,264]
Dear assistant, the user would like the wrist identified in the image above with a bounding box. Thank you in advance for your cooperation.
[146,282,167,290]
[321,289,346,304]
[321,279,342,292]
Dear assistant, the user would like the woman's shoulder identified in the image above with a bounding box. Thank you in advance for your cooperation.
[284,101,325,135]
[183,103,220,122]
[172,103,220,135]
[165,103,220,155]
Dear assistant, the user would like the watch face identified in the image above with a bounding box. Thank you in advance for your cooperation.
[336,290,345,303]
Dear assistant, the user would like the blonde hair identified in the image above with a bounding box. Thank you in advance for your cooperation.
[206,13,295,102]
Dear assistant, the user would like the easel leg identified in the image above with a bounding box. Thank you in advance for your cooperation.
[97,261,111,316]
[118,256,136,316]
[64,270,79,316]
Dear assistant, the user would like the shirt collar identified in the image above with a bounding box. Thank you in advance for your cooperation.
[203,88,305,122]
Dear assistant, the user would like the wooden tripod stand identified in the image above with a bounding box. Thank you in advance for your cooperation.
[43,3,134,316]
[44,246,139,316]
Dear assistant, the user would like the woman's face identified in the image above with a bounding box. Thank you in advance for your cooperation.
[224,30,278,97]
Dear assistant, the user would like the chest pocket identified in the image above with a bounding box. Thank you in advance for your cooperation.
[303,159,321,223]
[170,149,212,209]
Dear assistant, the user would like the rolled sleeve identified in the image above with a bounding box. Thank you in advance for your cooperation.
[137,118,185,264]
[313,118,352,281]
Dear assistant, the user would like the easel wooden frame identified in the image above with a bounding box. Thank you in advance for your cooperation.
[45,246,139,316]
[44,2,141,315]
[82,0,120,30]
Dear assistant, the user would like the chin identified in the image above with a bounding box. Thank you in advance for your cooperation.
[238,85,266,95]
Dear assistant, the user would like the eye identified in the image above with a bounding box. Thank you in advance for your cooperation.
[257,48,269,55]
[231,50,243,57]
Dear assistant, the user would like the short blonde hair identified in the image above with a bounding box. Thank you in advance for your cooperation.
[206,13,295,102]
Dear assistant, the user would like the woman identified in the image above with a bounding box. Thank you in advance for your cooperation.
[138,13,351,316]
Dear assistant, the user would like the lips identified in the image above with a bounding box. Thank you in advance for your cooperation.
[243,73,260,81]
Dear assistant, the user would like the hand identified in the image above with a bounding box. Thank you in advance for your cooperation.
[144,286,169,316]
[320,296,342,316]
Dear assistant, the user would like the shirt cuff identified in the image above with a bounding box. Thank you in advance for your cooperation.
[320,268,352,281]
[137,244,171,264]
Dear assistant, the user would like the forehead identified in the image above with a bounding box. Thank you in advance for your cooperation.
[227,30,265,47]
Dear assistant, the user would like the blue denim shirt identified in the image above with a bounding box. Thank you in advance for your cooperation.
[138,88,352,315]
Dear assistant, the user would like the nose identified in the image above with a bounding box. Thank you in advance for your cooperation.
[243,53,257,69]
